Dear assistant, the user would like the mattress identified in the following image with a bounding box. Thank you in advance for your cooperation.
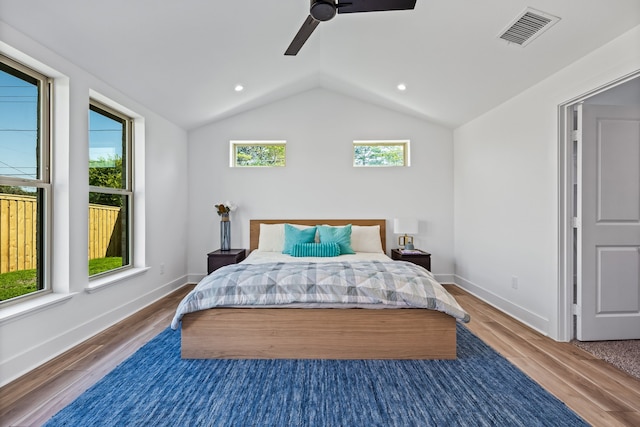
[171,251,470,328]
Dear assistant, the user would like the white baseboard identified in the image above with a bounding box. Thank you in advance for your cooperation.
[454,274,549,336]
[1,275,189,388]
[433,273,455,283]
[187,273,206,284]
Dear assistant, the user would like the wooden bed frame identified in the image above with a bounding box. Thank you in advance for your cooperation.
[181,219,457,359]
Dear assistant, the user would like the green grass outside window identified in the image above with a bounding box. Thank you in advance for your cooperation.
[0,257,123,301]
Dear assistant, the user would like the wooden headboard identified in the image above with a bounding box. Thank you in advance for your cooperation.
[249,219,386,253]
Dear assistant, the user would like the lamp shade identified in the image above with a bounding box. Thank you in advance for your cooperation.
[393,218,419,235]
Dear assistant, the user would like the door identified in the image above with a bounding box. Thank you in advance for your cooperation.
[577,104,640,341]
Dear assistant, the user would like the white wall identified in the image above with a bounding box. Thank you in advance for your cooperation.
[4,19,635,391]
[187,88,454,281]
[0,22,189,386]
[453,25,640,339]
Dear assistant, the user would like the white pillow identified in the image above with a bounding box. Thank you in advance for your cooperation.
[350,225,383,253]
[257,223,316,252]
[257,223,285,252]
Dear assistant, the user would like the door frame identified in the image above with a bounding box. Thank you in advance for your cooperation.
[557,70,640,342]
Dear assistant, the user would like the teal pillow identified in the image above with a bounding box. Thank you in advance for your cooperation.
[282,224,317,254]
[317,224,355,255]
[291,242,340,257]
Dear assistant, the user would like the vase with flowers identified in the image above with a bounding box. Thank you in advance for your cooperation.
[215,201,237,251]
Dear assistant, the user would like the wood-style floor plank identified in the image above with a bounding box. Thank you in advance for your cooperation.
[445,285,640,426]
[1,284,639,426]
[0,285,192,427]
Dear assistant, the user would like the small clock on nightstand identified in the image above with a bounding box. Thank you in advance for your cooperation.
[207,249,246,274]
[391,248,431,271]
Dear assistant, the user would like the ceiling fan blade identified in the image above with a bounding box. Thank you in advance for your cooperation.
[285,15,320,56]
[337,0,416,14]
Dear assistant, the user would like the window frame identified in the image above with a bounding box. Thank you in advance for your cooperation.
[0,54,52,305]
[230,140,287,168]
[88,99,134,279]
[353,140,410,167]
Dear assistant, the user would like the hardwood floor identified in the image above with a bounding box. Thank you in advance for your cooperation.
[0,285,192,427]
[1,284,639,426]
[447,285,640,427]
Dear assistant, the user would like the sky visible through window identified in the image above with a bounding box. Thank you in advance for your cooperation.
[0,68,38,180]
[0,67,123,181]
[89,108,123,168]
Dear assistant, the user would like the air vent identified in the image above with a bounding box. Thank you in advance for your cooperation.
[498,8,560,47]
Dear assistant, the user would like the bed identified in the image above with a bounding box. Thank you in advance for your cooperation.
[172,219,470,360]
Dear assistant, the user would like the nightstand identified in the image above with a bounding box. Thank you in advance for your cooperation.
[207,249,246,274]
[391,248,431,271]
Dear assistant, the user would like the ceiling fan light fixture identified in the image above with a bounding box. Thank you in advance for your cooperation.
[286,0,417,56]
[310,0,337,21]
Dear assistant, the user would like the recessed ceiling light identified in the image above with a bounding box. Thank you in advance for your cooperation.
[234,84,244,92]
[397,83,407,91]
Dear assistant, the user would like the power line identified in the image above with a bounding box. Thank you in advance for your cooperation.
[0,159,32,177]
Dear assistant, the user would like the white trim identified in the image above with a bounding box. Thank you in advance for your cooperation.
[433,273,455,284]
[229,140,287,168]
[86,91,147,275]
[85,267,150,293]
[1,277,188,387]
[187,273,206,284]
[0,292,77,325]
[352,140,410,167]
[454,274,549,336]
[557,70,640,342]
[0,54,55,304]
[556,102,574,342]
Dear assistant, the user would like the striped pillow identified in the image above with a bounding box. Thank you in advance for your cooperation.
[291,242,340,257]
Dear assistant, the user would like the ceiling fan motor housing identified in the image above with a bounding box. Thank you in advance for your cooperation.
[310,0,337,21]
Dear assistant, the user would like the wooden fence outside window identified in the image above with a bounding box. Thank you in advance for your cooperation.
[0,194,121,274]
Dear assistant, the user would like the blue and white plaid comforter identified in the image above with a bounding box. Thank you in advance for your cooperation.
[171,260,470,329]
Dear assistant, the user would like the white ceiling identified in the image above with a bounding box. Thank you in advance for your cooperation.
[1,0,639,130]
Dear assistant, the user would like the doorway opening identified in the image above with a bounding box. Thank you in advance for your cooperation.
[558,71,640,342]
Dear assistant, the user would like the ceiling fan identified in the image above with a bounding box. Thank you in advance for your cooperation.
[285,0,417,56]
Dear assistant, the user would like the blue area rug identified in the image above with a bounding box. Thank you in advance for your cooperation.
[45,325,588,426]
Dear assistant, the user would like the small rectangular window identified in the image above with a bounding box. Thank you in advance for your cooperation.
[230,141,286,167]
[353,140,409,167]
[89,101,133,277]
[0,55,51,304]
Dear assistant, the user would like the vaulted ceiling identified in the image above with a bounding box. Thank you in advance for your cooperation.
[1,0,638,130]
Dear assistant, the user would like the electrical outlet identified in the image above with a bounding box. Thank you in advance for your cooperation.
[511,276,518,289]
[160,263,165,275]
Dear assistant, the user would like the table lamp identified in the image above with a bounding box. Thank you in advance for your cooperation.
[393,218,419,250]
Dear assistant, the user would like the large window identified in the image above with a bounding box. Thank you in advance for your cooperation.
[353,140,409,167]
[0,55,51,303]
[89,101,133,277]
[230,141,286,167]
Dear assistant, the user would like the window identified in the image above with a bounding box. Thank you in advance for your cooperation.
[89,101,133,277]
[230,141,286,167]
[353,140,409,167]
[0,55,51,303]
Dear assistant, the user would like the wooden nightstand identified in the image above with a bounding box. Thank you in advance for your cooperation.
[391,248,431,271]
[207,249,246,274]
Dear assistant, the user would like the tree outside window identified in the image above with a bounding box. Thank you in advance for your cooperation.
[353,141,409,167]
[231,141,286,167]
[88,102,133,276]
[0,55,50,302]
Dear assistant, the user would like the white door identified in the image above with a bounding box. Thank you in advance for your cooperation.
[577,104,640,341]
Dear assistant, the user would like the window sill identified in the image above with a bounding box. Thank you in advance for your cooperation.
[85,266,150,293]
[0,292,77,325]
